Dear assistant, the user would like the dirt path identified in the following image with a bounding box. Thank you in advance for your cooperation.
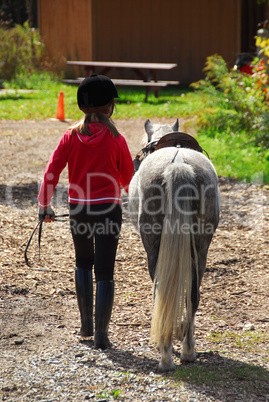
[0,119,268,401]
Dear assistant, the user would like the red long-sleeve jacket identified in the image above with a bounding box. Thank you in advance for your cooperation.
[38,123,134,208]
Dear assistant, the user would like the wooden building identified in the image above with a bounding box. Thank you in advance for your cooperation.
[38,0,268,85]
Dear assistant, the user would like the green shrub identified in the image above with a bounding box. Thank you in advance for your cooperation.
[191,54,269,150]
[0,22,47,81]
[7,71,60,90]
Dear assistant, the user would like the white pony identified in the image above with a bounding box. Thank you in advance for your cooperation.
[129,119,220,371]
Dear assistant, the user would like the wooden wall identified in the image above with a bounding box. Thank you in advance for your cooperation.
[241,0,268,53]
[91,0,241,83]
[39,0,242,84]
[39,0,93,69]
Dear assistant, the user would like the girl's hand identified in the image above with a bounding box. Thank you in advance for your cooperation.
[38,207,55,222]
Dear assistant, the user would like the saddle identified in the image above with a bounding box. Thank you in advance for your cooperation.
[155,132,202,152]
[133,131,205,171]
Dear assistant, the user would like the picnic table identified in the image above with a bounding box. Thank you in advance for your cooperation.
[64,61,179,101]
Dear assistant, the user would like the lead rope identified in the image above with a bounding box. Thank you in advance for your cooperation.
[24,214,69,268]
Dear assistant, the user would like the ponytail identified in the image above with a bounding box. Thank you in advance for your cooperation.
[70,100,120,137]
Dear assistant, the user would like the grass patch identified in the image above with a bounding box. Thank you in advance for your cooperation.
[1,76,269,183]
[0,81,205,121]
[96,389,122,400]
[199,132,269,183]
[172,363,269,395]
[115,87,208,119]
[0,75,79,120]
[170,329,269,397]
[208,330,269,352]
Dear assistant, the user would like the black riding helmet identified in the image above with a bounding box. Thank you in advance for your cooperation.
[77,74,119,108]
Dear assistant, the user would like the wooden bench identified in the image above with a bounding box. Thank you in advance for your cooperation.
[64,60,179,101]
[62,77,179,101]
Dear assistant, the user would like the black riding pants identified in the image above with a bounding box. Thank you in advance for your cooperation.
[69,203,122,282]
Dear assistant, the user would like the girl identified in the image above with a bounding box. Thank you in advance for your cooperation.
[38,74,134,349]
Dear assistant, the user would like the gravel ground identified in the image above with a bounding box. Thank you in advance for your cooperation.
[0,119,268,402]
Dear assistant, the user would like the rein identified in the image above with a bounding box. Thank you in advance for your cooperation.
[133,131,209,171]
[24,214,69,268]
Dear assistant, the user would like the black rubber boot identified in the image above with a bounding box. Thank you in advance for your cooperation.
[75,267,93,337]
[94,280,114,349]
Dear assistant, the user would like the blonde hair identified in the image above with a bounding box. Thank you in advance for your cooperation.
[70,100,120,137]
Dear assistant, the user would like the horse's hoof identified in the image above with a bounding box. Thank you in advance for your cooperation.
[158,361,175,372]
[180,351,196,362]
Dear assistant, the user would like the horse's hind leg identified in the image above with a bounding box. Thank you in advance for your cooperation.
[180,245,210,362]
[181,266,200,362]
[181,318,196,362]
[140,230,162,282]
[159,332,174,371]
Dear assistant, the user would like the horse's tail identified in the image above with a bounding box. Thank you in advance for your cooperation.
[150,162,198,345]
